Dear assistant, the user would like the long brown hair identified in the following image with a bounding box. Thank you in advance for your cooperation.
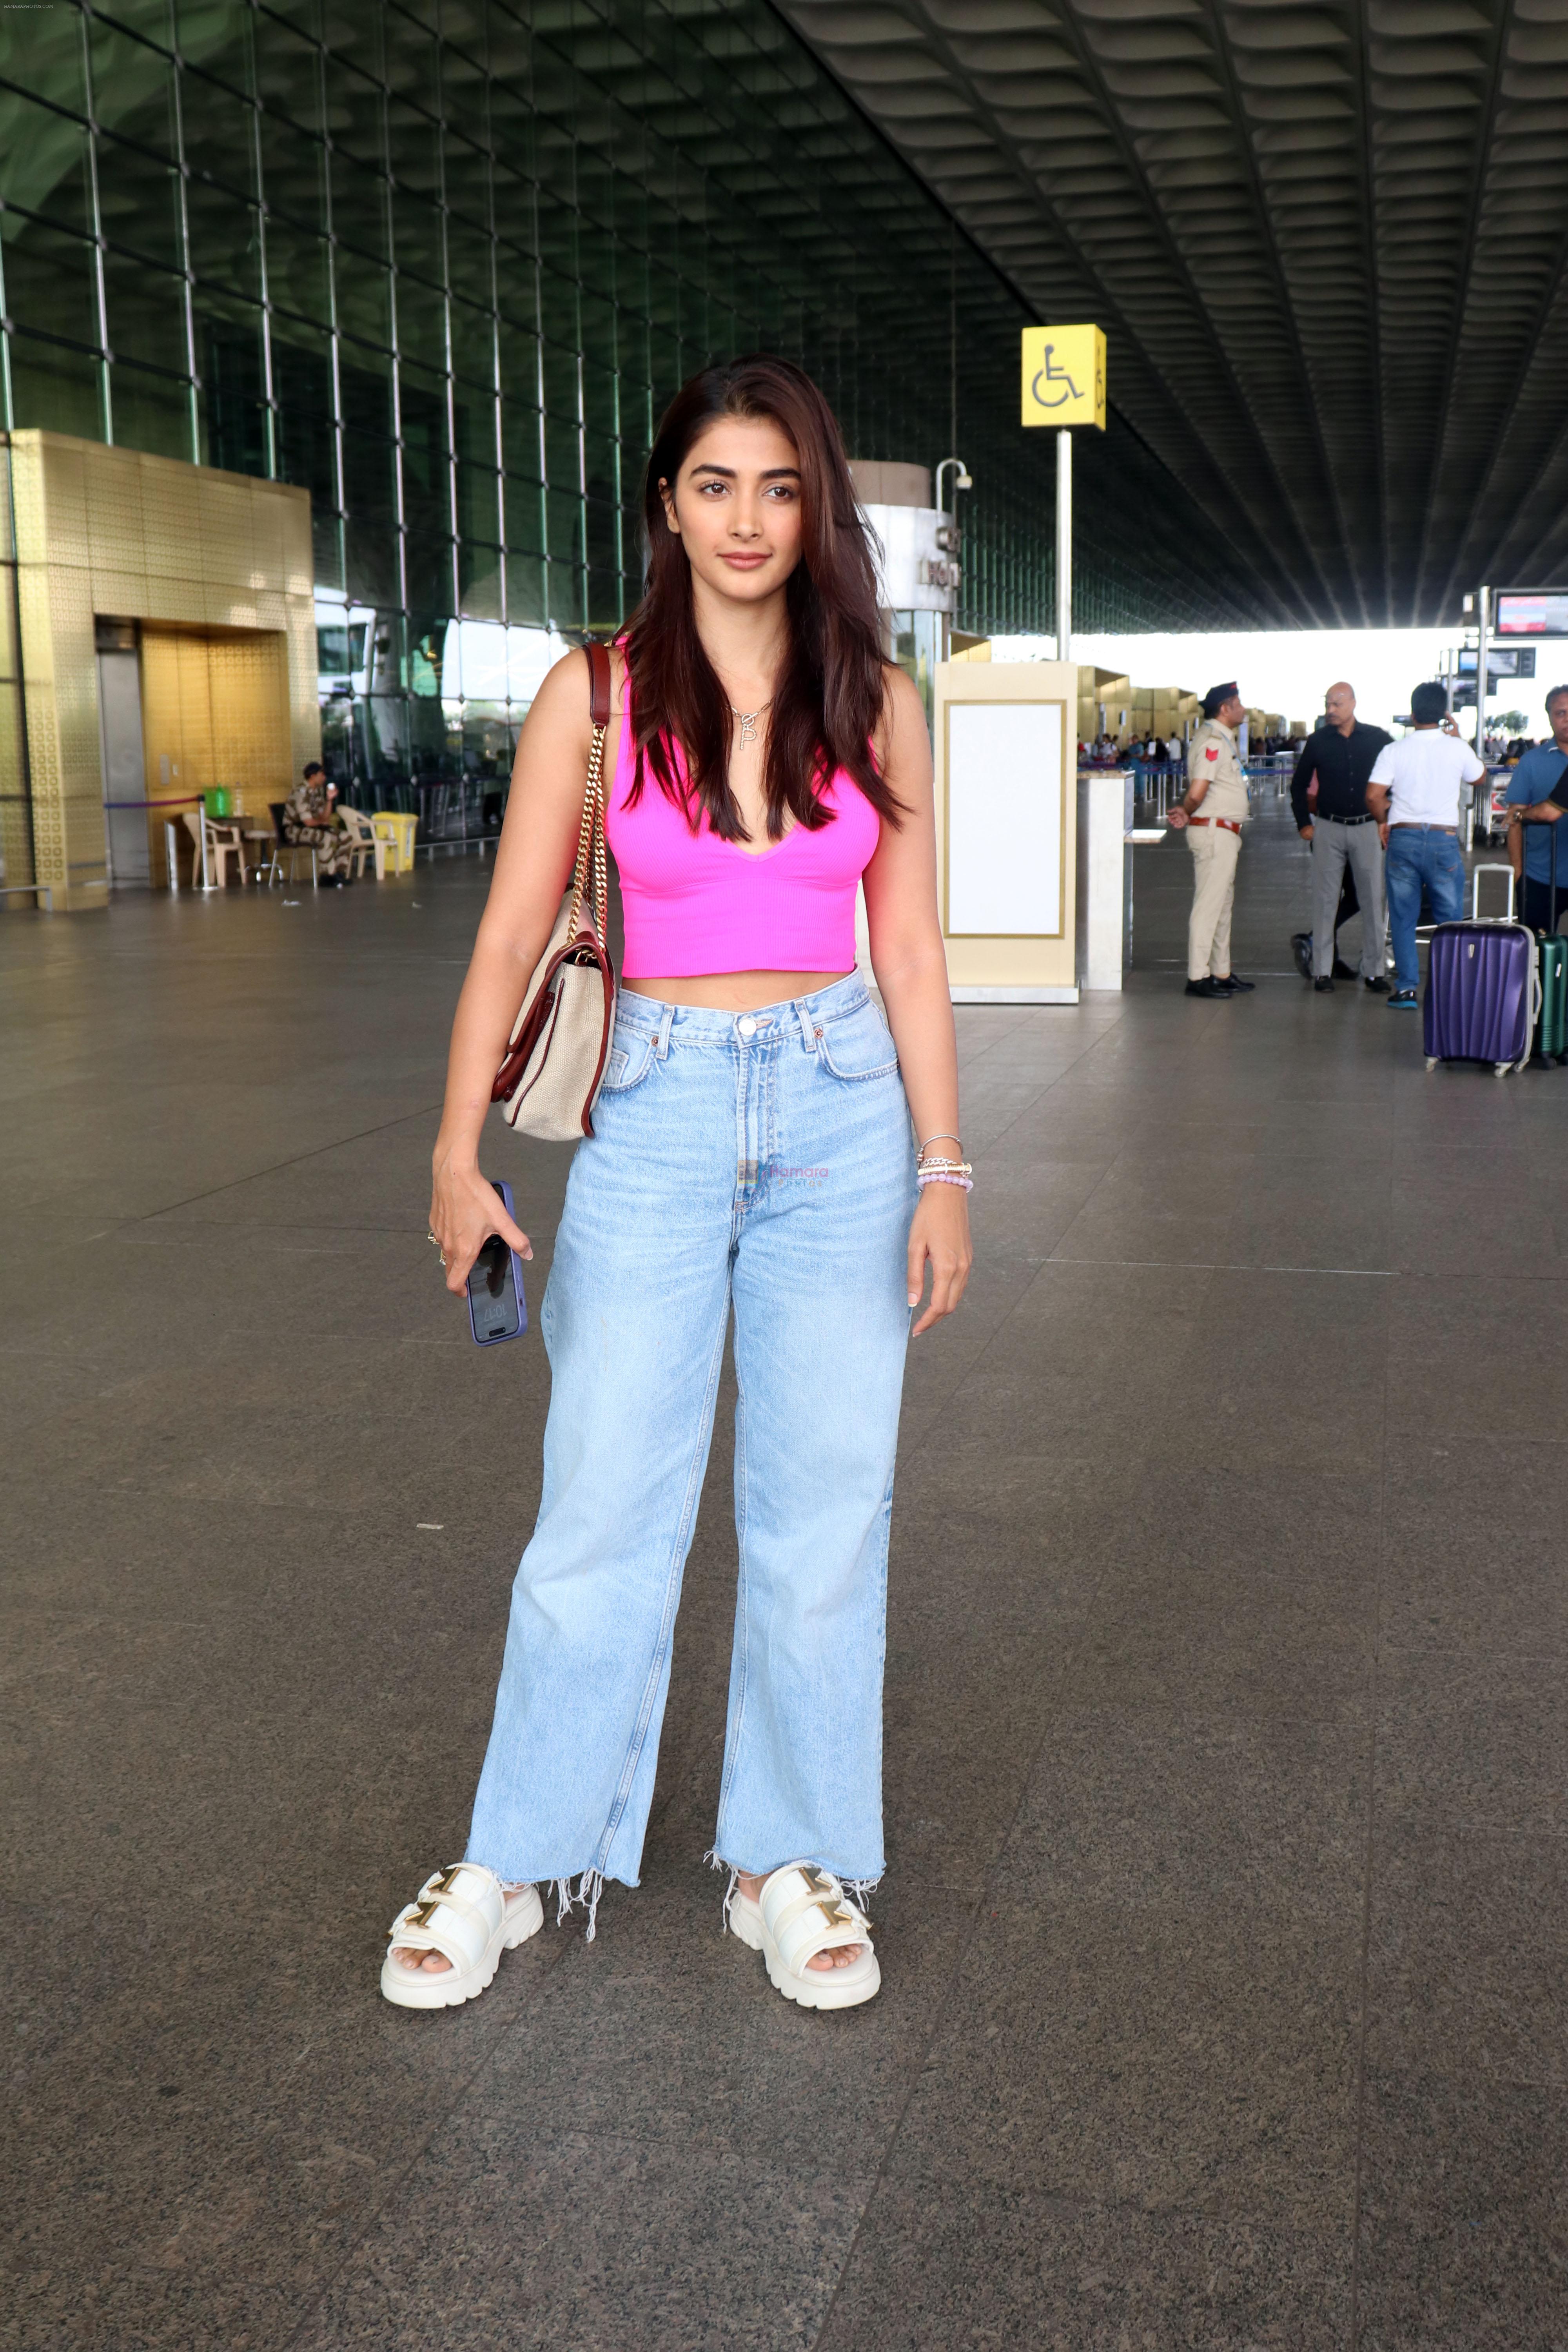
[621,356,903,840]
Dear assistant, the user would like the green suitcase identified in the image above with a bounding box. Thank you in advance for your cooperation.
[1539,936,1568,1064]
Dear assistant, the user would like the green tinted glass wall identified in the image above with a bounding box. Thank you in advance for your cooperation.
[0,0,1256,791]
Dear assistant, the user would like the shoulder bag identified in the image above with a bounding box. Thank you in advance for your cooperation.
[490,641,617,1142]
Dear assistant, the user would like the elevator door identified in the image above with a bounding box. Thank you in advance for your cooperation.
[97,647,149,887]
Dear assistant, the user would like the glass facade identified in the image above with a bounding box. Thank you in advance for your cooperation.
[0,0,1252,811]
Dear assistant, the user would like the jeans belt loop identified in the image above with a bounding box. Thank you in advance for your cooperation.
[795,998,817,1051]
[655,1002,676,1060]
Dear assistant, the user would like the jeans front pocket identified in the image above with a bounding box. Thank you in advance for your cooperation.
[815,999,899,1083]
[599,1024,656,1093]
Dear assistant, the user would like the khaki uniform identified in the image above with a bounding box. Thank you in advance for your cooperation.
[1183,719,1249,980]
[283,781,353,878]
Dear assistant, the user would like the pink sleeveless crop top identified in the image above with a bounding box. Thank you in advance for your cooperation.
[604,695,882,978]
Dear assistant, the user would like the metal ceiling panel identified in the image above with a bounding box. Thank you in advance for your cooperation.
[777,0,1568,624]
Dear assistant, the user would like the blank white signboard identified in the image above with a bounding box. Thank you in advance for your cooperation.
[947,701,1063,935]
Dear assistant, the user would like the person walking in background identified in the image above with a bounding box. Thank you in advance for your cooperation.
[1366,683,1484,1009]
[1505,686,1568,930]
[1289,682,1391,993]
[1166,683,1255,998]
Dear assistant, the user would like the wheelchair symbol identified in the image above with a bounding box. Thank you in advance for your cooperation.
[1031,343,1082,409]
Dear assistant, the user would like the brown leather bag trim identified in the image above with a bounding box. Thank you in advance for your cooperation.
[579,950,617,1136]
[586,638,612,728]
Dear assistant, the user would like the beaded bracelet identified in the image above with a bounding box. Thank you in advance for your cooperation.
[917,1171,973,1192]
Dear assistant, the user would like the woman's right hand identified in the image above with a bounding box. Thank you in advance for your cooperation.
[429,1154,533,1296]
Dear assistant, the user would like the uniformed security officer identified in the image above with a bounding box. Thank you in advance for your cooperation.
[1166,682,1255,998]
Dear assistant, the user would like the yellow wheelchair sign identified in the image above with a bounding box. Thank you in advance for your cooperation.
[1020,325,1106,430]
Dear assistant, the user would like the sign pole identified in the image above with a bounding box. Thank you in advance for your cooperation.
[1056,428,1072,665]
[1474,583,1490,753]
[1020,323,1102,658]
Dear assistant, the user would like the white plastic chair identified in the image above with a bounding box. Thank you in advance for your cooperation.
[183,810,246,887]
[338,804,385,880]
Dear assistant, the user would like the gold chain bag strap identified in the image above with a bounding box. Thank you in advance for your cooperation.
[491,642,616,1141]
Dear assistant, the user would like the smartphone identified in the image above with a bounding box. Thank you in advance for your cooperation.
[466,1178,528,1346]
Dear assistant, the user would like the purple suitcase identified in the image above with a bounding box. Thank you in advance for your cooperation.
[1424,920,1538,1074]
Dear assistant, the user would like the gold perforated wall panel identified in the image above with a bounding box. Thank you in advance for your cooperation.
[4,430,318,910]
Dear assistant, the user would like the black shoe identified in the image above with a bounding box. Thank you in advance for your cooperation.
[1291,932,1313,981]
[1314,976,1335,992]
[1220,972,1255,991]
[1387,988,1419,1010]
[1364,975,1390,995]
[1332,956,1356,978]
[1185,976,1232,998]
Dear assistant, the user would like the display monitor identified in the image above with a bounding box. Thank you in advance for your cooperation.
[1495,591,1568,637]
[1457,645,1535,675]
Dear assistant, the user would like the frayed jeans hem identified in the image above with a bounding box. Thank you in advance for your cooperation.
[463,1856,637,1942]
[704,1847,884,1931]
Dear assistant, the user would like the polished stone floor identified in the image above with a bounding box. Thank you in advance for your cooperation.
[6,801,1565,2349]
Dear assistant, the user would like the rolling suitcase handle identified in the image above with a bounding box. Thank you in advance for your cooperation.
[1471,864,1516,921]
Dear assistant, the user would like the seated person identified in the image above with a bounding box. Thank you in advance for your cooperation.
[284,760,354,884]
[1506,686,1568,931]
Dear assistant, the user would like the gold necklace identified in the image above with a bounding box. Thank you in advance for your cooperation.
[728,697,773,748]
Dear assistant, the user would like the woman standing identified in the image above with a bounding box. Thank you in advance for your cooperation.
[384,357,971,2014]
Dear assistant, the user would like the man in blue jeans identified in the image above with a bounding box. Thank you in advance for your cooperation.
[1366,682,1484,1008]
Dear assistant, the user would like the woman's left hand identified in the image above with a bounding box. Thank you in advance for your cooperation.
[907,1182,973,1337]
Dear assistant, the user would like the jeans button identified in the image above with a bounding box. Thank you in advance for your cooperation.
[737,1014,757,1039]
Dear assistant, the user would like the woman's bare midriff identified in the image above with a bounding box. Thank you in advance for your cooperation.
[622,969,851,1013]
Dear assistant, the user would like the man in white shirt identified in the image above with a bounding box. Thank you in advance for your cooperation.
[1365,682,1485,1007]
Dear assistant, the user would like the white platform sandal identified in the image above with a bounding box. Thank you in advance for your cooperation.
[380,1864,543,2010]
[729,1862,880,2011]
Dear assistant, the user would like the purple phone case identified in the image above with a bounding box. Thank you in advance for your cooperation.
[467,1177,529,1345]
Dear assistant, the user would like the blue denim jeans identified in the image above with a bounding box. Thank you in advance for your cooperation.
[1385,824,1466,993]
[466,973,916,1920]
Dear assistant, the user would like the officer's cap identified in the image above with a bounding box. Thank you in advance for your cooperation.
[1201,682,1240,719]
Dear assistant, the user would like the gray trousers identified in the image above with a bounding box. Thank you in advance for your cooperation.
[1312,818,1386,978]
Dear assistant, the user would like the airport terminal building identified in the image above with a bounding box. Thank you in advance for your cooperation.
[0,0,1265,910]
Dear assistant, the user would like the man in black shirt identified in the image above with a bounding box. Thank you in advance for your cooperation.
[1289,682,1392,993]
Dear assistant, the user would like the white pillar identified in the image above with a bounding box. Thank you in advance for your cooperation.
[1055,428,1072,665]
[1076,766,1133,990]
[1474,583,1490,752]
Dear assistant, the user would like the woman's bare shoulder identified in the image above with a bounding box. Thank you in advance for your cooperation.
[529,644,594,722]
[532,638,632,717]
[875,663,931,768]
